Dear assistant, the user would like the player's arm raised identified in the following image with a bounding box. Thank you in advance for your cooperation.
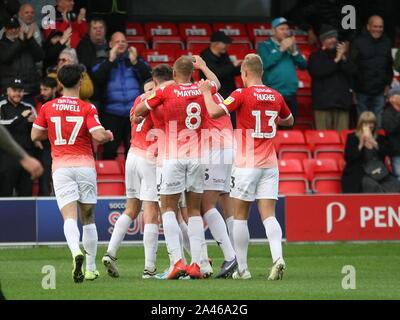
[198,79,226,119]
[193,55,221,90]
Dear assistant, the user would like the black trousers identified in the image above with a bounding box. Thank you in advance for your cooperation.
[0,152,33,197]
[101,113,131,160]
[34,144,53,196]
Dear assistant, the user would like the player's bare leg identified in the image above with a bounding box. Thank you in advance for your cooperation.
[257,199,285,280]
[201,190,237,278]
[142,201,160,278]
[79,203,99,280]
[219,193,235,247]
[185,191,206,279]
[177,201,190,260]
[103,198,142,278]
[232,199,252,280]
[160,193,187,279]
[61,201,84,283]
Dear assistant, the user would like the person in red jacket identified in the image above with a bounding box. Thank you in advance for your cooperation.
[43,0,87,49]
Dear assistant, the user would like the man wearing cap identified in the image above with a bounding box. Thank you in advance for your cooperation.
[0,78,39,196]
[308,25,357,131]
[258,17,307,127]
[0,16,44,106]
[200,31,242,126]
[382,87,400,181]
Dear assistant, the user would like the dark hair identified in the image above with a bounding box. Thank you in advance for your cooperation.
[57,64,84,89]
[152,64,173,82]
[40,77,58,89]
[88,18,107,34]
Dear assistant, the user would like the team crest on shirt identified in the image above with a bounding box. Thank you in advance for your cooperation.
[224,96,235,105]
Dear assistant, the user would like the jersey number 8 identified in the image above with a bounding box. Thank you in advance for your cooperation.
[185,103,201,130]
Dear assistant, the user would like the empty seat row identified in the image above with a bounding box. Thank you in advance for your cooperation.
[279,158,344,195]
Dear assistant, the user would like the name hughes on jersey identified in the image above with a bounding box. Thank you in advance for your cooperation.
[254,93,276,101]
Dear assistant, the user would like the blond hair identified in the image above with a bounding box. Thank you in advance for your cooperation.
[241,53,263,77]
[173,56,194,78]
[356,111,378,139]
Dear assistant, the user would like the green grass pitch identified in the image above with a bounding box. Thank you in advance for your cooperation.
[0,242,399,300]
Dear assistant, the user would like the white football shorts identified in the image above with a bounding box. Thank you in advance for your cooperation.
[203,148,233,193]
[230,166,279,202]
[160,158,204,195]
[53,167,97,210]
[125,153,158,202]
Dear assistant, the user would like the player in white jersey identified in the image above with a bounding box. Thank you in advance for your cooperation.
[32,65,113,283]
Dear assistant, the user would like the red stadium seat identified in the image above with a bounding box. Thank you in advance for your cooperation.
[126,35,149,54]
[340,129,355,145]
[186,36,210,52]
[141,49,175,64]
[213,23,248,36]
[229,36,253,50]
[96,160,124,180]
[297,70,312,89]
[144,22,179,39]
[152,35,184,50]
[278,159,310,194]
[298,44,318,60]
[276,130,312,160]
[294,35,308,43]
[97,181,125,196]
[294,116,314,131]
[179,23,212,39]
[303,159,342,194]
[125,22,144,36]
[296,92,313,117]
[304,130,344,160]
[254,36,268,50]
[246,23,272,40]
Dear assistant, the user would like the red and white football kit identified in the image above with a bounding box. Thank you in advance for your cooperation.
[33,96,104,209]
[145,82,217,194]
[217,85,292,201]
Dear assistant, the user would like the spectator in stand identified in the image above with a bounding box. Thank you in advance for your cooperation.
[308,25,357,131]
[0,16,44,106]
[77,18,108,106]
[42,27,72,73]
[0,0,20,40]
[43,0,87,49]
[91,32,151,160]
[0,79,39,197]
[394,49,400,74]
[382,87,400,181]
[47,48,94,102]
[258,17,307,126]
[200,31,241,127]
[351,15,393,128]
[34,77,58,196]
[342,111,400,193]
[17,3,42,47]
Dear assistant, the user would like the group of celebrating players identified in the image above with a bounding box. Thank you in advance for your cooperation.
[31,53,294,283]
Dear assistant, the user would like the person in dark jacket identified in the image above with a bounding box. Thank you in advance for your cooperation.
[77,18,108,105]
[91,31,151,159]
[342,111,400,193]
[308,25,357,131]
[0,16,44,106]
[42,28,72,73]
[351,15,393,128]
[0,79,39,196]
[200,31,241,128]
[382,87,400,181]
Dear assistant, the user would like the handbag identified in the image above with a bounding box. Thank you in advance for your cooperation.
[363,159,389,181]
